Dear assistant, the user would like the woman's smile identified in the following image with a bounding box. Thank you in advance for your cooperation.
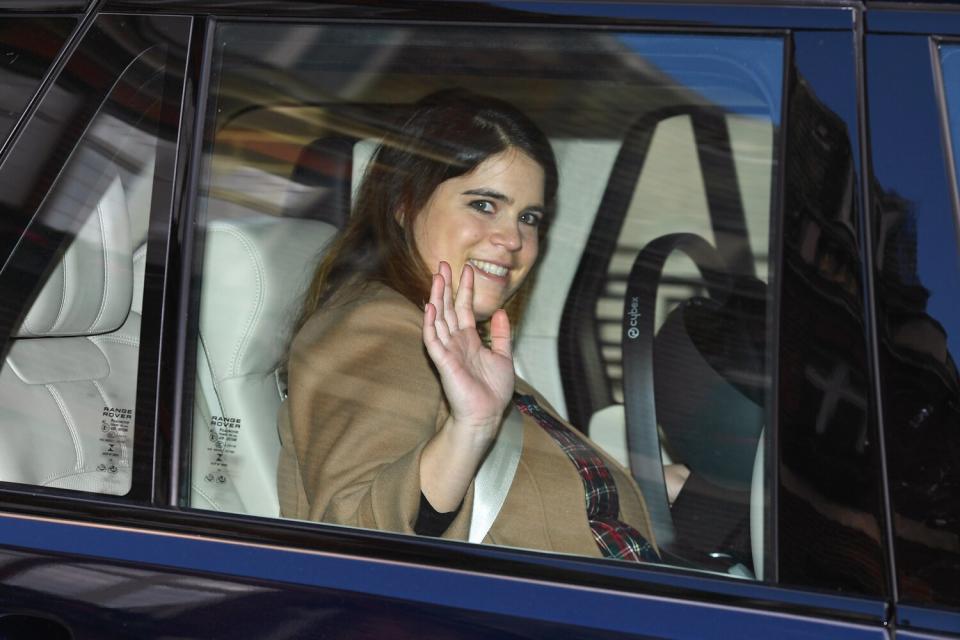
[467,259,510,280]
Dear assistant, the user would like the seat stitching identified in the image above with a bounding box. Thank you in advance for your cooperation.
[45,259,68,334]
[40,469,124,490]
[86,333,112,374]
[216,225,264,378]
[44,384,83,472]
[90,335,139,348]
[133,243,147,264]
[191,482,224,511]
[91,200,110,332]
[41,469,95,486]
[21,259,62,335]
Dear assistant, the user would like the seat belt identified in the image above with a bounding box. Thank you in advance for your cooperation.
[469,403,524,543]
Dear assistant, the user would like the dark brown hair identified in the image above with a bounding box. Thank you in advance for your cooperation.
[293,89,558,336]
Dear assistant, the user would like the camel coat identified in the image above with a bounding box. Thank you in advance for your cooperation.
[277,283,656,558]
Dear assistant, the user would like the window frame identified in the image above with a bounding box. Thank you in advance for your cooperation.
[863,27,960,632]
[162,0,888,617]
[0,10,193,502]
[0,0,902,633]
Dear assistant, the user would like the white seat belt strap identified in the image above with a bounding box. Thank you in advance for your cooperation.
[469,404,523,543]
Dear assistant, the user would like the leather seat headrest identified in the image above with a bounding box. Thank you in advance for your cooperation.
[14,174,132,338]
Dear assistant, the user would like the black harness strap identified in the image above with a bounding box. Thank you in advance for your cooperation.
[621,233,729,549]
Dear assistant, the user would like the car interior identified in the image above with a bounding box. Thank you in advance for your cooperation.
[0,23,780,581]
[185,24,780,579]
[0,109,158,496]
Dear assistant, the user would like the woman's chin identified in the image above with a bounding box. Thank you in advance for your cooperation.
[472,287,514,321]
[472,301,503,322]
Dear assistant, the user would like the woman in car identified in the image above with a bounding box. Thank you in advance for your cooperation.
[277,89,659,561]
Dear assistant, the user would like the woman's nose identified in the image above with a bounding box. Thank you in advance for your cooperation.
[491,220,522,251]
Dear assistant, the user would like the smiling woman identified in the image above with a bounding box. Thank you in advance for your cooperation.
[276,90,659,560]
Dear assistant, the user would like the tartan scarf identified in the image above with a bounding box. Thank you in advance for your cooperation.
[515,395,658,562]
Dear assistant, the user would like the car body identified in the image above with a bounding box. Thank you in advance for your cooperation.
[0,1,958,638]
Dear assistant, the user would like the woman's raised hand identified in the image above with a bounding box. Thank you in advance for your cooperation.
[422,261,515,444]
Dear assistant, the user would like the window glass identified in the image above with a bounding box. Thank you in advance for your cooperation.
[0,15,187,496]
[0,17,76,145]
[192,22,782,580]
[877,42,960,607]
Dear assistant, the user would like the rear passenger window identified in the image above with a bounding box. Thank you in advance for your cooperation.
[190,22,782,580]
[0,14,188,496]
[881,41,960,608]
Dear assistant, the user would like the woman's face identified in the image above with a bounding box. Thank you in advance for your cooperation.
[412,148,546,320]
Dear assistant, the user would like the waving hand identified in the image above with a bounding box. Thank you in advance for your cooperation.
[422,261,514,441]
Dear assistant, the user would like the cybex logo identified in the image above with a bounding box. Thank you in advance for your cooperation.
[625,297,641,340]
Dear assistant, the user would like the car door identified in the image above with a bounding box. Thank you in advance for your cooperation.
[863,3,960,638]
[0,2,904,638]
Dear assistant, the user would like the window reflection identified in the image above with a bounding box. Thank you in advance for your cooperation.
[194,22,783,580]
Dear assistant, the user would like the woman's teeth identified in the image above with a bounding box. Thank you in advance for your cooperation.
[469,259,509,277]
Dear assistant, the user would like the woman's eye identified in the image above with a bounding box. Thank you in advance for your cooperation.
[469,200,495,214]
[520,211,543,227]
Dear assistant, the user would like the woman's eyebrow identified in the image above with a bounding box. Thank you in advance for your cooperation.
[462,188,512,204]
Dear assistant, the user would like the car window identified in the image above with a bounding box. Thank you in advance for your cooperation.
[875,40,960,609]
[0,14,188,497]
[189,21,782,580]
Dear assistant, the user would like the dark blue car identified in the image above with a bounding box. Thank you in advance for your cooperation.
[0,1,958,638]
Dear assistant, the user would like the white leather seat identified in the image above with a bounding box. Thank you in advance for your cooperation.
[750,430,765,579]
[0,173,139,494]
[191,215,336,516]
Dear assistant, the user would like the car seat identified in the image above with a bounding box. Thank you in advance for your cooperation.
[622,232,766,574]
[190,215,337,516]
[0,170,138,494]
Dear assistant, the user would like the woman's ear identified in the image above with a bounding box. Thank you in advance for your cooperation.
[393,192,411,226]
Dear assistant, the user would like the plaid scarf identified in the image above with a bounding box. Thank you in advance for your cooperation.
[515,394,658,562]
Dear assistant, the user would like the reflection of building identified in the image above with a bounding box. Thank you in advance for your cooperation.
[778,71,886,595]
[778,68,960,601]
[873,179,960,604]
[875,184,958,391]
[781,74,868,464]
[784,74,860,309]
